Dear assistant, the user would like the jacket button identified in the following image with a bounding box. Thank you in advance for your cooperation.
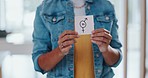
[52,17,57,22]
[96,54,99,57]
[98,69,102,73]
[68,67,74,71]
[87,6,90,10]
[105,16,110,20]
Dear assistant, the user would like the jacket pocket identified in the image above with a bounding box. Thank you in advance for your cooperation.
[95,14,114,31]
[43,13,66,45]
[44,14,65,24]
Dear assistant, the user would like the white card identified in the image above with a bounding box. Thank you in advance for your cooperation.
[75,15,94,35]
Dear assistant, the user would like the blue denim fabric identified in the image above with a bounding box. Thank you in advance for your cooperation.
[32,0,122,78]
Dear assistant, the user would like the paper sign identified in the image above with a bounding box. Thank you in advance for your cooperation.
[75,15,94,35]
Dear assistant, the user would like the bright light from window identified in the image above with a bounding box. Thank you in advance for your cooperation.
[6,33,24,44]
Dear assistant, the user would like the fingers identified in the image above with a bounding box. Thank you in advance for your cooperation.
[91,37,110,44]
[61,45,72,53]
[59,40,76,49]
[91,28,112,46]
[91,40,103,46]
[59,30,78,39]
[58,35,79,44]
[92,28,110,34]
[91,32,112,40]
[58,30,79,55]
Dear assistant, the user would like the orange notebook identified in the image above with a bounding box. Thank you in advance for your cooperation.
[74,35,95,78]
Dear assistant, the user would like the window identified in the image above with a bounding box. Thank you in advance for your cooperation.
[127,0,141,78]
[146,0,148,77]
[0,0,42,44]
[110,0,146,78]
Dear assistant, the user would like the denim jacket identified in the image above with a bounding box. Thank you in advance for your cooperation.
[32,0,122,78]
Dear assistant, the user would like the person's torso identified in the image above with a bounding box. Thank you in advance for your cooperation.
[39,0,115,78]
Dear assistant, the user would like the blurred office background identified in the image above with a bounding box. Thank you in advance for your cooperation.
[0,0,147,78]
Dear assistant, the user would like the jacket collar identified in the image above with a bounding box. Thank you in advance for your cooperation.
[41,0,94,16]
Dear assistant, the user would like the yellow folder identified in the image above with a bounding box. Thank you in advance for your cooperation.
[74,35,95,78]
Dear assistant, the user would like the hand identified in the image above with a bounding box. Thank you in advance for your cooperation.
[91,28,112,52]
[58,30,79,55]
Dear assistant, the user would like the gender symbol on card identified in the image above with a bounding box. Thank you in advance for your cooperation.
[79,18,88,33]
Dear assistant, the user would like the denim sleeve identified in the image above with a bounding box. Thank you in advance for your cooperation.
[32,6,52,74]
[109,16,123,67]
[103,1,123,68]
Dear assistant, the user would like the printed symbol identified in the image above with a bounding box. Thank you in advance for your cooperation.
[79,18,88,33]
